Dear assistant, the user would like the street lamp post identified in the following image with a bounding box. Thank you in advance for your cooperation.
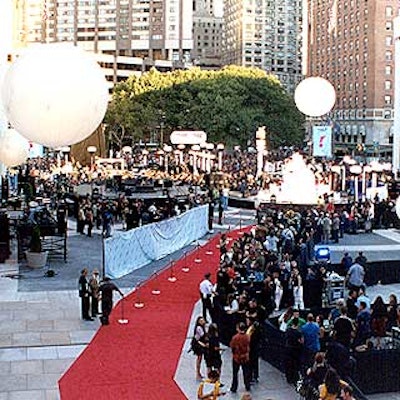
[142,149,149,166]
[157,149,164,167]
[177,144,185,165]
[206,143,214,173]
[122,146,132,155]
[330,165,342,192]
[60,146,70,163]
[362,165,372,200]
[350,164,362,202]
[164,145,172,173]
[199,143,207,172]
[217,143,224,171]
[370,161,384,189]
[160,120,164,148]
[173,149,180,165]
[87,145,97,170]
[255,126,266,177]
[191,145,200,175]
[158,111,166,148]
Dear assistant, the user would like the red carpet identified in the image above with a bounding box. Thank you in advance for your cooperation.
[59,228,250,400]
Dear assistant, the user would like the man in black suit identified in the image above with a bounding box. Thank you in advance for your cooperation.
[99,277,124,325]
[78,268,93,321]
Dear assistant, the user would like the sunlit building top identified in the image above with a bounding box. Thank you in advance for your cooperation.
[222,0,304,94]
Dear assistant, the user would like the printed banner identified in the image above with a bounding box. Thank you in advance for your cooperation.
[313,125,332,158]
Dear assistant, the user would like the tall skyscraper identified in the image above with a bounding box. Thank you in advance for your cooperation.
[192,0,223,68]
[222,0,304,94]
[307,0,399,155]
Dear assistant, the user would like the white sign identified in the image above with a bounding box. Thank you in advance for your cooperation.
[170,130,207,145]
[312,125,332,158]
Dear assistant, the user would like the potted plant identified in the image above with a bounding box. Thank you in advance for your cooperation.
[26,225,48,269]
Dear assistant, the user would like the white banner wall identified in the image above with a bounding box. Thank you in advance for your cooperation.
[104,205,209,279]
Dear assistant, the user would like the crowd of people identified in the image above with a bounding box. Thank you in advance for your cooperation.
[3,146,400,400]
[190,219,400,399]
[4,145,399,248]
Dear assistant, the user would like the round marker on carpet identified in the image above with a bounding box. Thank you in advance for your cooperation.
[118,297,129,324]
[132,287,145,308]
[206,251,213,255]
[151,271,161,294]
[168,266,177,282]
[181,252,189,272]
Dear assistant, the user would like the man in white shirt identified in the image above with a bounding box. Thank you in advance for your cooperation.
[264,231,279,253]
[199,272,214,322]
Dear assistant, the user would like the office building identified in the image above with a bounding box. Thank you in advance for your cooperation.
[192,0,223,68]
[9,0,193,88]
[222,0,304,94]
[306,0,399,155]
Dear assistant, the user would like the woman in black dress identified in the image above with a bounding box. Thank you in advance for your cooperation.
[371,295,388,348]
[387,294,399,331]
[205,323,223,376]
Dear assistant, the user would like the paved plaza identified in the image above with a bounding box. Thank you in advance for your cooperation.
[0,208,399,399]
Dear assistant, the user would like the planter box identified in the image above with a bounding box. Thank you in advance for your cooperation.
[26,251,48,269]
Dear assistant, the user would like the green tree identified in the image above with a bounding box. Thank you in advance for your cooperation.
[105,66,305,148]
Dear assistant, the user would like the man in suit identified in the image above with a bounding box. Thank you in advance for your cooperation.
[99,277,124,325]
[78,268,93,321]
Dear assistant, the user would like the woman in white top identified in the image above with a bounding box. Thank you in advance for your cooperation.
[225,293,239,314]
[290,267,304,310]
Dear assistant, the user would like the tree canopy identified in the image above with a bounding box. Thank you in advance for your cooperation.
[105,65,305,148]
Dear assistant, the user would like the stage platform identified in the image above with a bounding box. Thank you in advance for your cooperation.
[316,229,400,285]
[228,194,255,209]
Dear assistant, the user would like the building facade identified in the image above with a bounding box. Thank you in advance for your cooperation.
[10,0,193,88]
[307,0,399,156]
[192,0,223,69]
[222,0,304,94]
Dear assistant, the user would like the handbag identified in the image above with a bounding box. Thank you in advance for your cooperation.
[189,337,200,354]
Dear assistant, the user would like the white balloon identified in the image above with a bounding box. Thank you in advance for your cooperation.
[0,128,29,167]
[294,77,336,117]
[1,44,109,148]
